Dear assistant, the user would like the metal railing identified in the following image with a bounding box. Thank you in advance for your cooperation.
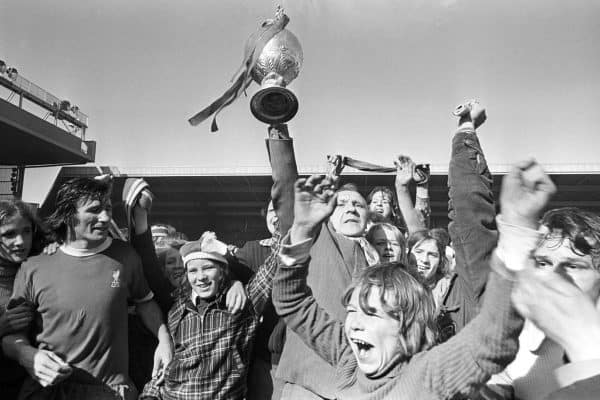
[0,67,88,137]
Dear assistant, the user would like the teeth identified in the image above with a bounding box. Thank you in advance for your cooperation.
[351,338,372,351]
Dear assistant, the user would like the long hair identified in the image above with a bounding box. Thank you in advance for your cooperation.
[46,178,111,242]
[0,199,49,257]
[366,222,407,263]
[367,186,399,220]
[342,262,437,360]
[156,238,186,271]
[407,229,448,285]
[541,207,600,269]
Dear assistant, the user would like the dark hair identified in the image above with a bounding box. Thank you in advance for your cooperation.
[0,200,49,256]
[429,228,450,248]
[540,207,600,269]
[366,186,407,228]
[260,198,273,218]
[367,186,395,206]
[407,230,448,285]
[46,178,111,242]
[342,262,437,360]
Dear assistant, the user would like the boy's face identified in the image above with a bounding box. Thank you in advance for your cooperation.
[534,231,600,301]
[344,285,402,377]
[187,259,225,299]
[71,196,112,247]
[410,239,441,282]
[0,215,33,263]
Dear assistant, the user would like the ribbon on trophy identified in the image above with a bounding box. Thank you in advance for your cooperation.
[327,155,430,184]
[188,7,290,131]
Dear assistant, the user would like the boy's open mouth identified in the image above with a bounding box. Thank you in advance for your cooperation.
[351,338,374,357]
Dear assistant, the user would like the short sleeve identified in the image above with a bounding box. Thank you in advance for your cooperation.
[127,252,154,303]
[10,264,35,306]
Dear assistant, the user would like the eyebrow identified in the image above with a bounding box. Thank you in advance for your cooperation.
[560,257,592,265]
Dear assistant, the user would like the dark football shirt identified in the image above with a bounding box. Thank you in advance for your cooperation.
[11,238,152,387]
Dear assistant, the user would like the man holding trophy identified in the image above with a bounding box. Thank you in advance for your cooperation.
[173,8,323,400]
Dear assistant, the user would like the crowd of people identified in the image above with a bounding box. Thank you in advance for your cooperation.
[0,101,599,399]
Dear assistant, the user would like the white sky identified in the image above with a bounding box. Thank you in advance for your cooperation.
[1,0,599,202]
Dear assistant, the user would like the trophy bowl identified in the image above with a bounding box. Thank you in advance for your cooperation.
[249,29,303,124]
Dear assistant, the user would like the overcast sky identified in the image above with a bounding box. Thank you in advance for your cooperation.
[1,0,599,202]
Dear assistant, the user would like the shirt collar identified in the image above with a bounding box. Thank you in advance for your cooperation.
[190,289,226,311]
[60,237,112,257]
[259,237,274,247]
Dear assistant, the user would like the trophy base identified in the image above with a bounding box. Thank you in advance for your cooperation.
[250,86,298,125]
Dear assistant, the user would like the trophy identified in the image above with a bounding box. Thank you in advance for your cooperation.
[189,7,303,131]
[249,27,303,124]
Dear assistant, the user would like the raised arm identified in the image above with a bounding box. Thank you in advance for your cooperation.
[266,123,298,235]
[445,101,497,331]
[273,175,352,366]
[245,230,282,316]
[423,160,556,398]
[125,180,174,314]
[394,156,427,235]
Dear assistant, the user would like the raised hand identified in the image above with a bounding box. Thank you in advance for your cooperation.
[454,99,487,129]
[290,175,338,244]
[512,268,600,362]
[394,155,416,187]
[500,159,556,229]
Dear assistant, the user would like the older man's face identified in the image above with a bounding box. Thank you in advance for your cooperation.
[330,190,368,238]
[533,230,600,301]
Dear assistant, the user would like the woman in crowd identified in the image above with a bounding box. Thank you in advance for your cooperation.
[367,186,399,226]
[365,222,406,263]
[155,239,187,290]
[0,200,46,399]
[407,230,451,307]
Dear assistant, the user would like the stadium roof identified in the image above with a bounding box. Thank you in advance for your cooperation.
[39,165,600,245]
[0,98,95,166]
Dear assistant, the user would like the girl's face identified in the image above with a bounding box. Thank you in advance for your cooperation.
[164,247,185,287]
[410,239,441,282]
[369,191,393,220]
[0,215,33,264]
[344,285,402,378]
[370,226,403,262]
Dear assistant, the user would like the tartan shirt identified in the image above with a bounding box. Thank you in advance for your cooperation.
[141,233,281,400]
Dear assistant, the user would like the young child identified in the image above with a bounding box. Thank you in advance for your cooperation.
[273,167,555,399]
[140,231,280,400]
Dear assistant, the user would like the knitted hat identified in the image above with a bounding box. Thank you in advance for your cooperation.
[180,233,229,267]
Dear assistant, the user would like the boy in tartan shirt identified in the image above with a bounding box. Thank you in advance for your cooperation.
[140,231,281,400]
